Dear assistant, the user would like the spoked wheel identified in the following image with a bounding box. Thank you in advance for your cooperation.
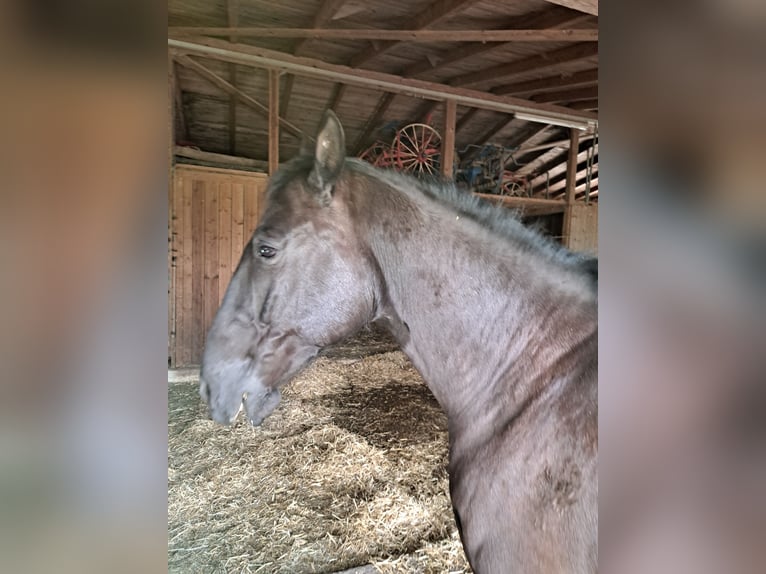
[359,141,386,167]
[500,173,527,197]
[393,123,441,177]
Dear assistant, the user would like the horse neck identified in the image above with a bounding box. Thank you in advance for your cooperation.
[352,177,597,434]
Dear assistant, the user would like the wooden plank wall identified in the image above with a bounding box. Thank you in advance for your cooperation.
[169,164,269,367]
[563,203,598,254]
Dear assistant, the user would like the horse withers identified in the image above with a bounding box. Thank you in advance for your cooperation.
[200,111,598,573]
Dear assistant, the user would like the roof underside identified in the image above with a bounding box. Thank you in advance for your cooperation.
[169,0,599,201]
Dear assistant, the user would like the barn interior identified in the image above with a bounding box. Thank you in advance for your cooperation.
[167,1,598,572]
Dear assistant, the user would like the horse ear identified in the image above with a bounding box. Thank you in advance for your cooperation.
[308,110,346,205]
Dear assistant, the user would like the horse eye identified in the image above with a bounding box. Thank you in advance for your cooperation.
[258,245,277,259]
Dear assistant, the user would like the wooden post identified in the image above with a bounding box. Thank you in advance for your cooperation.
[168,52,177,367]
[441,99,457,179]
[562,127,580,247]
[268,69,279,175]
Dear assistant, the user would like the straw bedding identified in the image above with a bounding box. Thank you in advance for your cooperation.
[168,332,472,574]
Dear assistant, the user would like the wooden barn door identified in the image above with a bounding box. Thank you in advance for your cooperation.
[169,165,269,367]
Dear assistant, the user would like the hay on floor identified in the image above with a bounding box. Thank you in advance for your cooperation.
[168,348,472,574]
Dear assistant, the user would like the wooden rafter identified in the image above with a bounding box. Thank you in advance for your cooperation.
[516,144,569,177]
[455,108,480,134]
[492,69,598,96]
[226,0,239,154]
[168,38,598,127]
[330,0,481,113]
[517,133,594,155]
[353,92,396,154]
[400,7,591,78]
[450,42,599,87]
[567,98,599,110]
[172,61,187,141]
[527,143,598,187]
[327,84,346,112]
[506,123,550,150]
[531,85,598,104]
[169,27,598,42]
[474,115,513,150]
[541,1,598,16]
[174,55,306,140]
[282,0,348,118]
[348,0,483,68]
[537,162,599,194]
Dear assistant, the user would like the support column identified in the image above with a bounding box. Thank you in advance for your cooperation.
[441,99,457,179]
[562,127,580,247]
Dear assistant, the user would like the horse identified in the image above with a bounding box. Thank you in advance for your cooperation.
[199,111,598,573]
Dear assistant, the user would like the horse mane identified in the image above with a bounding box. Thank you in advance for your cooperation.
[269,155,597,287]
[346,159,597,283]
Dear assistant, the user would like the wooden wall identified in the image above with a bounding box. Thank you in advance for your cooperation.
[563,203,598,254]
[169,164,269,367]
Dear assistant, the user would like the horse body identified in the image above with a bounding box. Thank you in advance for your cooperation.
[347,164,598,573]
[200,112,597,573]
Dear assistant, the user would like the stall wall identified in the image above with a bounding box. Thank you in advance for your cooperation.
[564,203,598,254]
[169,165,269,367]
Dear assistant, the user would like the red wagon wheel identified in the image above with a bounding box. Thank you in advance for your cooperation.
[392,123,442,177]
[358,141,386,167]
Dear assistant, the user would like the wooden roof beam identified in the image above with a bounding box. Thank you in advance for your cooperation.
[527,143,598,185]
[492,68,598,96]
[282,0,349,117]
[168,38,598,128]
[401,7,592,78]
[536,162,599,194]
[531,85,598,104]
[174,55,307,140]
[169,27,598,43]
[450,42,598,88]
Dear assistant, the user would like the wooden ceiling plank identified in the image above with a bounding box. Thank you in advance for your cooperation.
[450,42,598,88]
[174,54,306,140]
[338,0,482,111]
[567,98,599,110]
[526,143,598,186]
[327,83,346,112]
[462,114,515,161]
[401,7,591,78]
[169,28,598,42]
[352,92,396,154]
[538,163,599,193]
[455,107,480,134]
[492,68,598,96]
[283,1,349,119]
[168,38,598,127]
[541,1,598,17]
[531,85,598,104]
